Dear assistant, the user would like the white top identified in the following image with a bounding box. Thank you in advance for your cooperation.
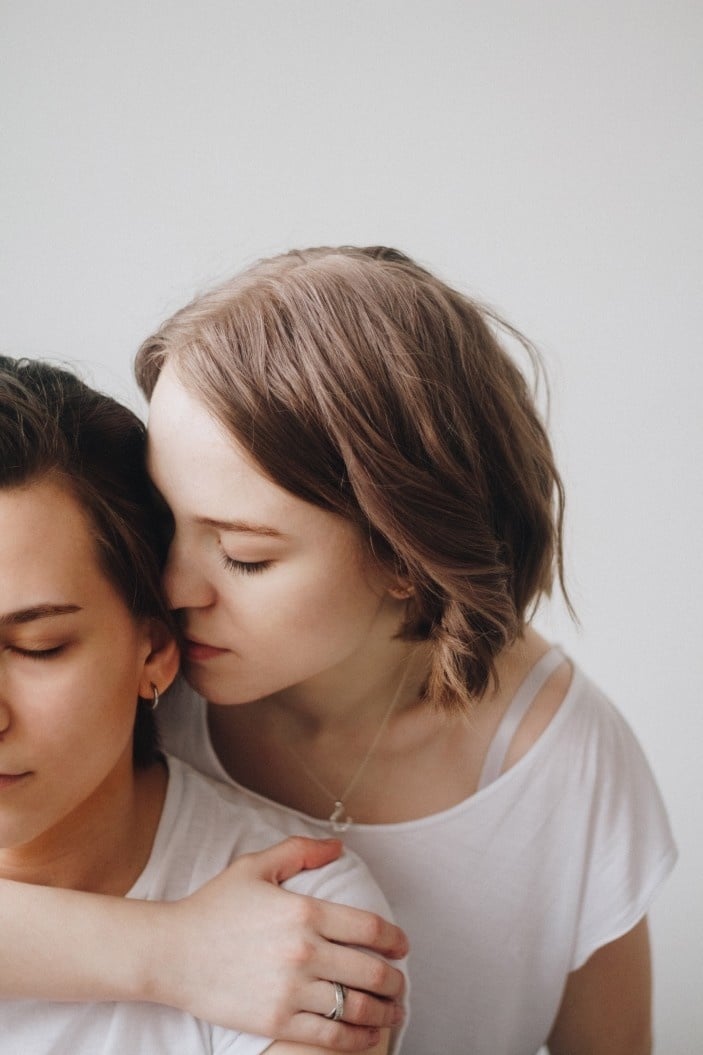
[0,756,400,1055]
[158,650,677,1055]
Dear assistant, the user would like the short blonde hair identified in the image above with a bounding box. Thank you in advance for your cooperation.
[136,246,569,710]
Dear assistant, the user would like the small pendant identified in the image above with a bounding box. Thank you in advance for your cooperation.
[329,801,352,833]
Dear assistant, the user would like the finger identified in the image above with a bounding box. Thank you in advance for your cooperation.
[309,980,404,1030]
[244,837,344,884]
[281,1013,383,1052]
[316,900,409,960]
[314,943,406,1001]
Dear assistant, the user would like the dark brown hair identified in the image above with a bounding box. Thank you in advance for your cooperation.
[136,246,569,711]
[0,356,174,763]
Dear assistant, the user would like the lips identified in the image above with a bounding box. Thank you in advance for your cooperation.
[183,638,230,663]
[0,772,30,790]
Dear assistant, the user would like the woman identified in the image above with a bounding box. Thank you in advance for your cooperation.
[139,246,676,1054]
[1,246,676,1053]
[0,355,399,1055]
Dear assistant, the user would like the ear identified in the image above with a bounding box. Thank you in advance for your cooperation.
[137,619,180,700]
[387,581,415,601]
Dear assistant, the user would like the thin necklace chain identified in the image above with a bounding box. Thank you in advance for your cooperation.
[285,656,415,832]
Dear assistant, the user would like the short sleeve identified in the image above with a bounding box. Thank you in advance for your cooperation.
[570,691,677,969]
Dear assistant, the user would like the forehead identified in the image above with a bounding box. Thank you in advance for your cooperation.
[0,479,105,604]
[146,366,370,559]
[147,364,251,484]
[147,365,317,529]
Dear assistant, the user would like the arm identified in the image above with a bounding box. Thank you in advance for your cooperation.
[547,917,652,1055]
[0,837,406,1053]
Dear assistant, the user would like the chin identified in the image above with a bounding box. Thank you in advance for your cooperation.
[182,665,256,706]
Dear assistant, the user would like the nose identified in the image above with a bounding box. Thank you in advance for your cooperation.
[0,699,10,738]
[162,531,217,611]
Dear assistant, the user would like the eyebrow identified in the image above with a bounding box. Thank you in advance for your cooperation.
[196,517,288,539]
[0,604,82,627]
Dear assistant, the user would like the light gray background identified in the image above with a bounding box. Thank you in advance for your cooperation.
[2,2,701,1050]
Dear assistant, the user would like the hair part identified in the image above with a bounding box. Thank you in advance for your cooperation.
[0,356,174,764]
[136,246,571,711]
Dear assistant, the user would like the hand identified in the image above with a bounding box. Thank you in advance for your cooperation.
[153,837,407,1052]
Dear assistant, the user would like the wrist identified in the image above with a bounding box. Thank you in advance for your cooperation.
[135,899,183,1009]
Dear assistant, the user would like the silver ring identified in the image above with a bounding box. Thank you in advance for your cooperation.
[325,981,346,1021]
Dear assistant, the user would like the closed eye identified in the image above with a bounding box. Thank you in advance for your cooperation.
[7,645,66,660]
[220,554,272,575]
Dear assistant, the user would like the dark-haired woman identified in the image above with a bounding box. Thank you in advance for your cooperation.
[0,356,398,1055]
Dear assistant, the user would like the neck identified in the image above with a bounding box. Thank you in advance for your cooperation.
[265,638,432,737]
[0,753,167,894]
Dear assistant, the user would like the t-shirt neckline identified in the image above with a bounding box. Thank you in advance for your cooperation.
[197,657,583,834]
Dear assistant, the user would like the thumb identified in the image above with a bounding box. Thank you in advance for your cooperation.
[248,836,344,885]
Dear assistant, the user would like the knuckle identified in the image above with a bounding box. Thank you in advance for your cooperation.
[286,835,311,851]
[291,896,319,929]
[364,956,389,991]
[316,1021,356,1051]
[232,848,254,868]
[265,1006,289,1035]
[348,990,376,1022]
[283,936,317,968]
[361,912,385,944]
[282,835,306,855]
[231,848,260,876]
[384,964,404,998]
[313,1020,337,1048]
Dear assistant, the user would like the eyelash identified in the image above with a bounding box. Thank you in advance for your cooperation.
[8,645,65,661]
[220,554,272,576]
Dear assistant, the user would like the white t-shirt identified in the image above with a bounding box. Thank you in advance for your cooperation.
[0,756,401,1055]
[158,655,677,1055]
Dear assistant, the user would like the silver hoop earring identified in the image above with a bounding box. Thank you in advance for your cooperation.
[150,682,160,711]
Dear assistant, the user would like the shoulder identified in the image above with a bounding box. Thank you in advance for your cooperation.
[154,755,294,883]
[284,843,394,920]
[535,666,678,903]
[554,665,660,777]
[499,645,574,773]
[550,671,678,968]
[496,634,652,778]
[164,754,303,854]
[165,757,394,920]
[521,656,669,801]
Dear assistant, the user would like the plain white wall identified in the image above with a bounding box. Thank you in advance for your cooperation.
[2,2,701,1049]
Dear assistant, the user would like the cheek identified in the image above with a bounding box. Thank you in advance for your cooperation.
[79,649,144,728]
[262,565,384,647]
[27,647,142,757]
